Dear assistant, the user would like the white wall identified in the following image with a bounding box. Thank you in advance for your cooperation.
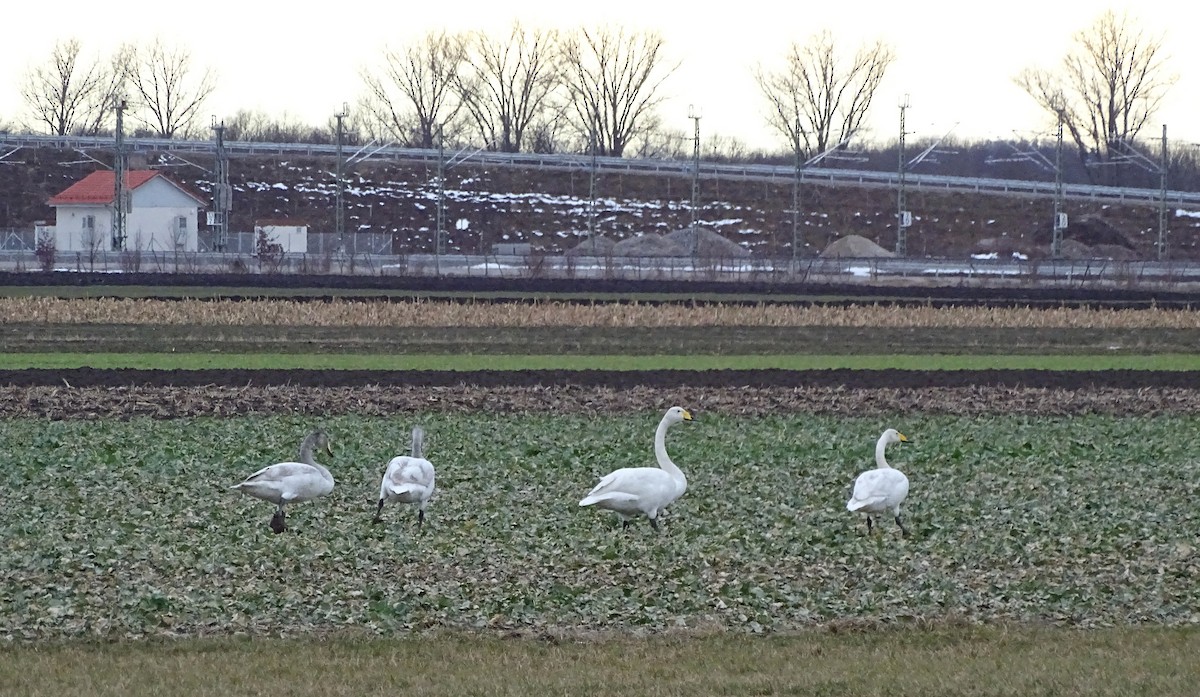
[54,204,112,253]
[256,225,308,254]
[126,207,198,253]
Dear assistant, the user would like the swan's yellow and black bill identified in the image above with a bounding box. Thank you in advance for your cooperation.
[682,409,694,421]
[897,432,909,442]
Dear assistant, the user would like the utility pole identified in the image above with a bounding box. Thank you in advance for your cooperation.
[435,124,445,276]
[1157,124,1168,261]
[588,118,598,256]
[335,104,347,255]
[211,118,231,253]
[895,94,910,257]
[791,117,803,267]
[112,97,127,251]
[688,104,701,260]
[1052,119,1065,258]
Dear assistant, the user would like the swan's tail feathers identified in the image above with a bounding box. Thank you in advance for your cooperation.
[410,426,425,460]
[847,496,884,512]
[579,491,639,507]
[386,482,424,499]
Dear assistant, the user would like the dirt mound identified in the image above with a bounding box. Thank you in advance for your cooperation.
[1091,243,1142,260]
[820,234,894,258]
[1067,214,1137,250]
[664,227,751,258]
[1058,238,1095,259]
[611,233,689,257]
[564,235,617,257]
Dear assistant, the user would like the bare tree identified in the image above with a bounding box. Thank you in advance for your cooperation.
[754,30,894,159]
[121,38,217,138]
[629,117,683,159]
[222,109,335,143]
[456,22,560,152]
[559,26,678,157]
[222,109,275,141]
[20,38,123,135]
[524,102,571,153]
[1015,10,1175,175]
[360,31,466,148]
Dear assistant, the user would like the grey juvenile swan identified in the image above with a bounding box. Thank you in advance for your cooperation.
[374,425,436,527]
[230,429,335,534]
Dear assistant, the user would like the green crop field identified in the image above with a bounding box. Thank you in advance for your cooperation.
[3,351,1200,371]
[3,412,1198,636]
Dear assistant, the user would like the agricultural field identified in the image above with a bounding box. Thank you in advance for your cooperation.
[3,284,1200,695]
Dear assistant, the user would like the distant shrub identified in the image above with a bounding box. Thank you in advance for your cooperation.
[34,230,56,272]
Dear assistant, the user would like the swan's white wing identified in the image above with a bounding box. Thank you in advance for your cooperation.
[579,467,676,507]
[231,460,333,506]
[847,468,909,511]
[235,461,318,486]
[385,457,434,487]
[378,459,401,499]
[581,470,622,500]
[405,458,436,489]
[381,456,435,502]
[581,491,641,505]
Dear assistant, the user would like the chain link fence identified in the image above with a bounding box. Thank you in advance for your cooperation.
[0,226,1194,286]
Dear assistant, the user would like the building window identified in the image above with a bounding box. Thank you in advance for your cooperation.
[175,216,188,249]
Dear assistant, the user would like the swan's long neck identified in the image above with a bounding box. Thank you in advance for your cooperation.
[411,426,425,460]
[874,436,891,469]
[654,417,684,481]
[299,436,334,481]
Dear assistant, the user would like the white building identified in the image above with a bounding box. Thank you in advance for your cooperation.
[47,170,207,253]
[254,219,309,254]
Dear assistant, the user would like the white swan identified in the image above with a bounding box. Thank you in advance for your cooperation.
[579,406,693,531]
[230,429,335,534]
[373,425,436,526]
[846,428,911,536]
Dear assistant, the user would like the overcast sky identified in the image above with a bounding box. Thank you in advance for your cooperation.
[3,1,1196,153]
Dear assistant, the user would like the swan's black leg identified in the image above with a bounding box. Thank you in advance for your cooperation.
[372,499,385,524]
[270,506,287,534]
[649,517,660,532]
[896,515,909,538]
[865,516,874,534]
[622,520,631,531]
[417,509,425,528]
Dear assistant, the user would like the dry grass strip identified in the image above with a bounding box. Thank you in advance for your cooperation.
[3,297,1200,329]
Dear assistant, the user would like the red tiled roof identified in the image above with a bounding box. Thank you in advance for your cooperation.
[48,170,205,206]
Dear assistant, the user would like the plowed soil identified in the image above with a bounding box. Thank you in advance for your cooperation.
[2,368,1196,419]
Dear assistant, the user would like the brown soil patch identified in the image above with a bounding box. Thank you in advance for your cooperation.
[2,368,1196,419]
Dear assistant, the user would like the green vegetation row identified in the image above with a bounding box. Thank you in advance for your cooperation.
[8,324,1200,358]
[3,352,1200,371]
